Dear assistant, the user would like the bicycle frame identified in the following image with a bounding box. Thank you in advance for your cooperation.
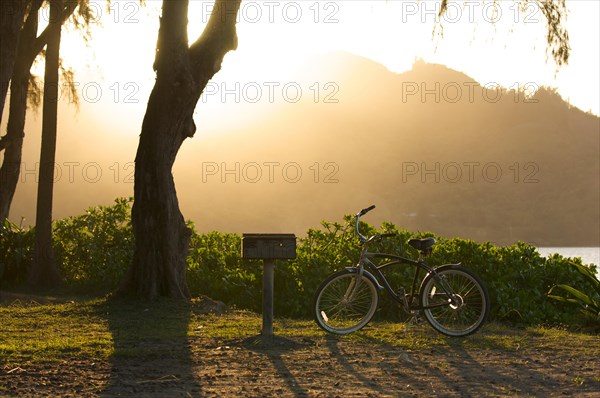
[352,206,459,312]
[352,250,454,312]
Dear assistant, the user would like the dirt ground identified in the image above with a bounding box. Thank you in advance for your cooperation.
[3,328,600,397]
[1,292,599,397]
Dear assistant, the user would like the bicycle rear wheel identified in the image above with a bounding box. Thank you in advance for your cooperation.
[313,269,379,335]
[419,265,489,337]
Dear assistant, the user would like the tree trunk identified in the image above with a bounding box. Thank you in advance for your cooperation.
[1,0,43,224]
[0,0,26,123]
[0,73,28,222]
[121,94,194,299]
[28,0,63,290]
[0,0,79,225]
[118,0,241,300]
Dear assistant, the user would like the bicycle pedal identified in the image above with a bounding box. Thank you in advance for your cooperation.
[409,311,420,324]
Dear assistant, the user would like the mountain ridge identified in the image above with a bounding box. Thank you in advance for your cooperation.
[178,51,599,246]
[7,51,599,246]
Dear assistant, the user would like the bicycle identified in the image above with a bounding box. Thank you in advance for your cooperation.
[313,205,489,337]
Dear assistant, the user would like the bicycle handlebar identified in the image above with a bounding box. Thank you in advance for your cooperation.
[357,205,376,217]
[355,205,397,243]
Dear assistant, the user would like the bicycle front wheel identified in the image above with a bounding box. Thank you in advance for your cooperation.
[313,269,379,335]
[420,265,489,337]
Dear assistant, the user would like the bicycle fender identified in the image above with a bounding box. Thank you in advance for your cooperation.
[419,263,464,293]
[421,262,462,278]
[345,268,384,290]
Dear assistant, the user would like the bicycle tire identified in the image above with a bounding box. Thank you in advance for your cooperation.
[419,265,489,337]
[313,269,379,335]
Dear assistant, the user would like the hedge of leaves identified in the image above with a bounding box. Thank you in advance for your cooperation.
[1,198,598,328]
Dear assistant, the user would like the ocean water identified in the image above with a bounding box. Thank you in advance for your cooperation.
[537,247,600,268]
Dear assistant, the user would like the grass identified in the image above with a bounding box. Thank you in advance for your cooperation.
[2,294,598,398]
[1,294,599,368]
[0,299,112,365]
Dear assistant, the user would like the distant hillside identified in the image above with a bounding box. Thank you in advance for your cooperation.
[176,52,599,246]
[7,52,599,246]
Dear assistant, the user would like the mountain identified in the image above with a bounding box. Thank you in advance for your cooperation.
[175,52,599,246]
[7,52,600,246]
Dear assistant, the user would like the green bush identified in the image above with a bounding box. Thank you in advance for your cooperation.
[427,239,593,325]
[1,198,597,329]
[52,197,133,292]
[186,228,263,311]
[0,219,35,287]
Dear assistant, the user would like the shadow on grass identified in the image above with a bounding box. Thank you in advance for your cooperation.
[96,298,200,397]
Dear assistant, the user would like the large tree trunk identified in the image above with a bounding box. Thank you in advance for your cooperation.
[0,0,26,123]
[118,0,241,299]
[28,0,63,289]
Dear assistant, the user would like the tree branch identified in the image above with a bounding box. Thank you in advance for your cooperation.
[535,0,570,66]
[16,0,43,60]
[0,133,22,152]
[189,0,241,79]
[438,0,570,67]
[153,0,190,75]
[27,0,78,64]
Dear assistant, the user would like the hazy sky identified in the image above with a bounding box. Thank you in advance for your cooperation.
[52,0,599,122]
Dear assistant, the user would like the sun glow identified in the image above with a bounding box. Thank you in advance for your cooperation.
[13,0,600,142]
[51,0,599,124]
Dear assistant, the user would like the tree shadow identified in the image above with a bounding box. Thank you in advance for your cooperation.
[323,335,426,395]
[240,329,445,396]
[350,326,599,397]
[327,324,506,395]
[242,334,310,396]
[443,337,565,396]
[96,298,200,397]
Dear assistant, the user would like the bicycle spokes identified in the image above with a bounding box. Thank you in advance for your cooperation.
[421,267,488,337]
[314,271,379,334]
[343,275,364,301]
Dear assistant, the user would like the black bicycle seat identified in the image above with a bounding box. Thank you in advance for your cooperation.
[408,237,436,251]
